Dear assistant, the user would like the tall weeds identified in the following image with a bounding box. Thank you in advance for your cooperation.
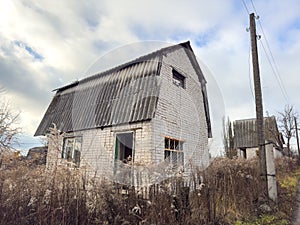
[0,156,297,225]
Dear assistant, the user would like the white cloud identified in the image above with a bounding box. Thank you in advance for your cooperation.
[0,0,300,155]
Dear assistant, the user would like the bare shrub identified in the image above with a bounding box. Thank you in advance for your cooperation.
[199,158,264,224]
[0,91,21,153]
[0,156,297,224]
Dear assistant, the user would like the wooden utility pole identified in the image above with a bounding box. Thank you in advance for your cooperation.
[294,117,300,163]
[249,13,267,183]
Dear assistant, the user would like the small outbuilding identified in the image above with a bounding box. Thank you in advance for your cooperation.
[233,116,284,159]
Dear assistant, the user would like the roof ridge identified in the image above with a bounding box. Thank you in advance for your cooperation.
[234,116,276,122]
[55,41,191,92]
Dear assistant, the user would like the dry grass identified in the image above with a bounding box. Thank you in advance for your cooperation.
[0,155,298,225]
[200,158,265,224]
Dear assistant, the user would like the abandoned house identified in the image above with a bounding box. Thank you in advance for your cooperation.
[35,41,212,181]
[233,116,284,159]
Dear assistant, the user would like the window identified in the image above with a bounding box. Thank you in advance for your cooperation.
[164,137,184,167]
[115,132,134,164]
[172,69,185,88]
[62,136,82,167]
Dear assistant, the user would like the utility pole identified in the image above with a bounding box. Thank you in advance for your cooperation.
[249,13,267,184]
[294,116,300,163]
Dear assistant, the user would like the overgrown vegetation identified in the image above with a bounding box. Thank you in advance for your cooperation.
[235,157,300,225]
[222,117,237,159]
[0,90,21,153]
[277,104,298,157]
[0,155,299,225]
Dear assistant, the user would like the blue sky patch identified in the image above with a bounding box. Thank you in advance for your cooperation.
[195,36,208,47]
[85,16,99,30]
[194,28,217,48]
[14,40,44,61]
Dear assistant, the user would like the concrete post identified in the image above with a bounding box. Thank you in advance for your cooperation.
[265,142,277,202]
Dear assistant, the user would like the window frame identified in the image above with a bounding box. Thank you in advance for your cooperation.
[164,136,184,167]
[62,136,82,167]
[172,69,186,88]
[115,131,135,164]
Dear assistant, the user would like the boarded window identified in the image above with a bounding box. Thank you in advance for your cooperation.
[62,136,82,167]
[164,137,184,167]
[172,69,185,88]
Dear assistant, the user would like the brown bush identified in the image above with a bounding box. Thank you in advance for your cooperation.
[200,158,265,224]
[0,157,297,225]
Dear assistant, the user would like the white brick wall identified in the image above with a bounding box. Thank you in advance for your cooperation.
[47,121,153,177]
[152,47,209,170]
[46,47,210,177]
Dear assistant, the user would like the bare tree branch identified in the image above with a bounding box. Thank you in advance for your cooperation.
[277,105,297,156]
[0,93,21,152]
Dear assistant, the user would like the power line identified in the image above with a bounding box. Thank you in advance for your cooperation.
[257,21,290,101]
[259,41,289,102]
[241,0,255,101]
[249,0,290,103]
[241,0,250,14]
[250,0,258,15]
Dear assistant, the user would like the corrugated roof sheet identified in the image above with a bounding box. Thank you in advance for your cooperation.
[233,116,283,149]
[35,41,212,137]
[35,59,160,135]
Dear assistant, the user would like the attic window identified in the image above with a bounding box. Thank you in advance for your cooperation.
[62,136,82,167]
[164,137,184,166]
[172,69,185,88]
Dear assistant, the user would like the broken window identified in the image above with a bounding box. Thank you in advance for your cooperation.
[240,148,247,159]
[164,137,184,167]
[115,132,134,164]
[172,69,185,88]
[62,136,82,167]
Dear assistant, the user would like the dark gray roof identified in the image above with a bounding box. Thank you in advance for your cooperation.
[35,41,211,136]
[233,116,283,149]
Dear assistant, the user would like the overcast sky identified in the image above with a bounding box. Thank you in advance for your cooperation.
[1,0,300,155]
